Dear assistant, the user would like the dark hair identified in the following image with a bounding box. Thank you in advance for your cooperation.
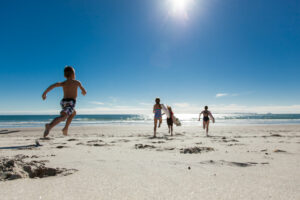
[205,106,208,110]
[64,66,75,78]
[155,98,160,104]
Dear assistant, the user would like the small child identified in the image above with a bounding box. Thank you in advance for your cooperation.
[167,106,174,136]
[153,98,162,138]
[42,66,87,137]
[198,106,215,136]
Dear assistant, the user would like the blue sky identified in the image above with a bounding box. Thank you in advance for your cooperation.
[0,0,299,114]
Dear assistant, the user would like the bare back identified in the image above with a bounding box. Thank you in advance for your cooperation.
[62,80,80,99]
[202,110,210,117]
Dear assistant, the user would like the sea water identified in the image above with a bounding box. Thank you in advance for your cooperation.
[0,114,300,128]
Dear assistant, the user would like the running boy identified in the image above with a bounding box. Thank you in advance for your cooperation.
[42,66,87,137]
[198,106,215,136]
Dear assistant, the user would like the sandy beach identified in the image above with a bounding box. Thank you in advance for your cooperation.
[0,124,299,200]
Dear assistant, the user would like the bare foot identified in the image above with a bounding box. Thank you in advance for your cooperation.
[62,127,68,136]
[43,124,50,138]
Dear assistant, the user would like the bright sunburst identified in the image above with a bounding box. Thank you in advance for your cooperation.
[172,0,188,12]
[169,0,193,20]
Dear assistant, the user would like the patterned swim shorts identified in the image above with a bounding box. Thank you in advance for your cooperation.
[60,98,76,116]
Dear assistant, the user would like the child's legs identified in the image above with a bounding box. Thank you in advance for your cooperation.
[206,121,210,133]
[62,110,76,135]
[158,118,162,127]
[154,119,158,128]
[171,125,173,135]
[203,121,206,129]
[154,119,158,135]
[63,110,76,130]
[48,112,68,130]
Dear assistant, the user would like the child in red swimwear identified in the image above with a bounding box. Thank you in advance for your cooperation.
[166,106,175,136]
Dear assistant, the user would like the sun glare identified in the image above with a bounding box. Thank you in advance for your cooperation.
[172,0,188,12]
[168,0,193,20]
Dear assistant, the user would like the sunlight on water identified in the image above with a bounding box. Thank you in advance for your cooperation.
[0,114,300,128]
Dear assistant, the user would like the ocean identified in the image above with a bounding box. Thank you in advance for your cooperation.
[0,114,300,128]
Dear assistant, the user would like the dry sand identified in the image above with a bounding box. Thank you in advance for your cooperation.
[0,125,299,200]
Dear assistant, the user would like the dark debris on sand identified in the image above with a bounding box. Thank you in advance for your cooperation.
[86,140,110,147]
[135,144,156,149]
[274,149,287,153]
[56,146,68,149]
[87,140,104,143]
[269,133,283,137]
[200,160,268,167]
[67,138,78,141]
[0,154,77,181]
[0,130,20,134]
[180,147,214,154]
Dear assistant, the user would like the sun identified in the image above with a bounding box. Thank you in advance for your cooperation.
[168,0,193,20]
[172,0,188,13]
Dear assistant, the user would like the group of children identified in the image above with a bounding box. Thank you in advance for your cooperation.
[153,98,175,137]
[153,98,215,138]
[42,66,215,138]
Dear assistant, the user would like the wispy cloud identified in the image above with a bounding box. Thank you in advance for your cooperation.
[216,93,228,98]
[89,101,104,105]
[216,93,240,98]
[139,102,152,106]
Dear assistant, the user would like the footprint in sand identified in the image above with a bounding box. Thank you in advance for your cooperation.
[111,139,130,144]
[156,147,176,151]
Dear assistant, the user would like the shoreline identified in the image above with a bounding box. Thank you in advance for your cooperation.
[1,122,300,130]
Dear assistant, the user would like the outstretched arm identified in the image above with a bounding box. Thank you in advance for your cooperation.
[209,112,215,123]
[42,82,62,100]
[198,111,203,121]
[78,82,87,96]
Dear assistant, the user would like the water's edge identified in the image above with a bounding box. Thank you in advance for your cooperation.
[0,114,300,128]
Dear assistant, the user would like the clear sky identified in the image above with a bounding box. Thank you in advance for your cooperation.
[0,0,299,114]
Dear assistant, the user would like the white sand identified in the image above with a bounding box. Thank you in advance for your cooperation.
[0,125,299,200]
